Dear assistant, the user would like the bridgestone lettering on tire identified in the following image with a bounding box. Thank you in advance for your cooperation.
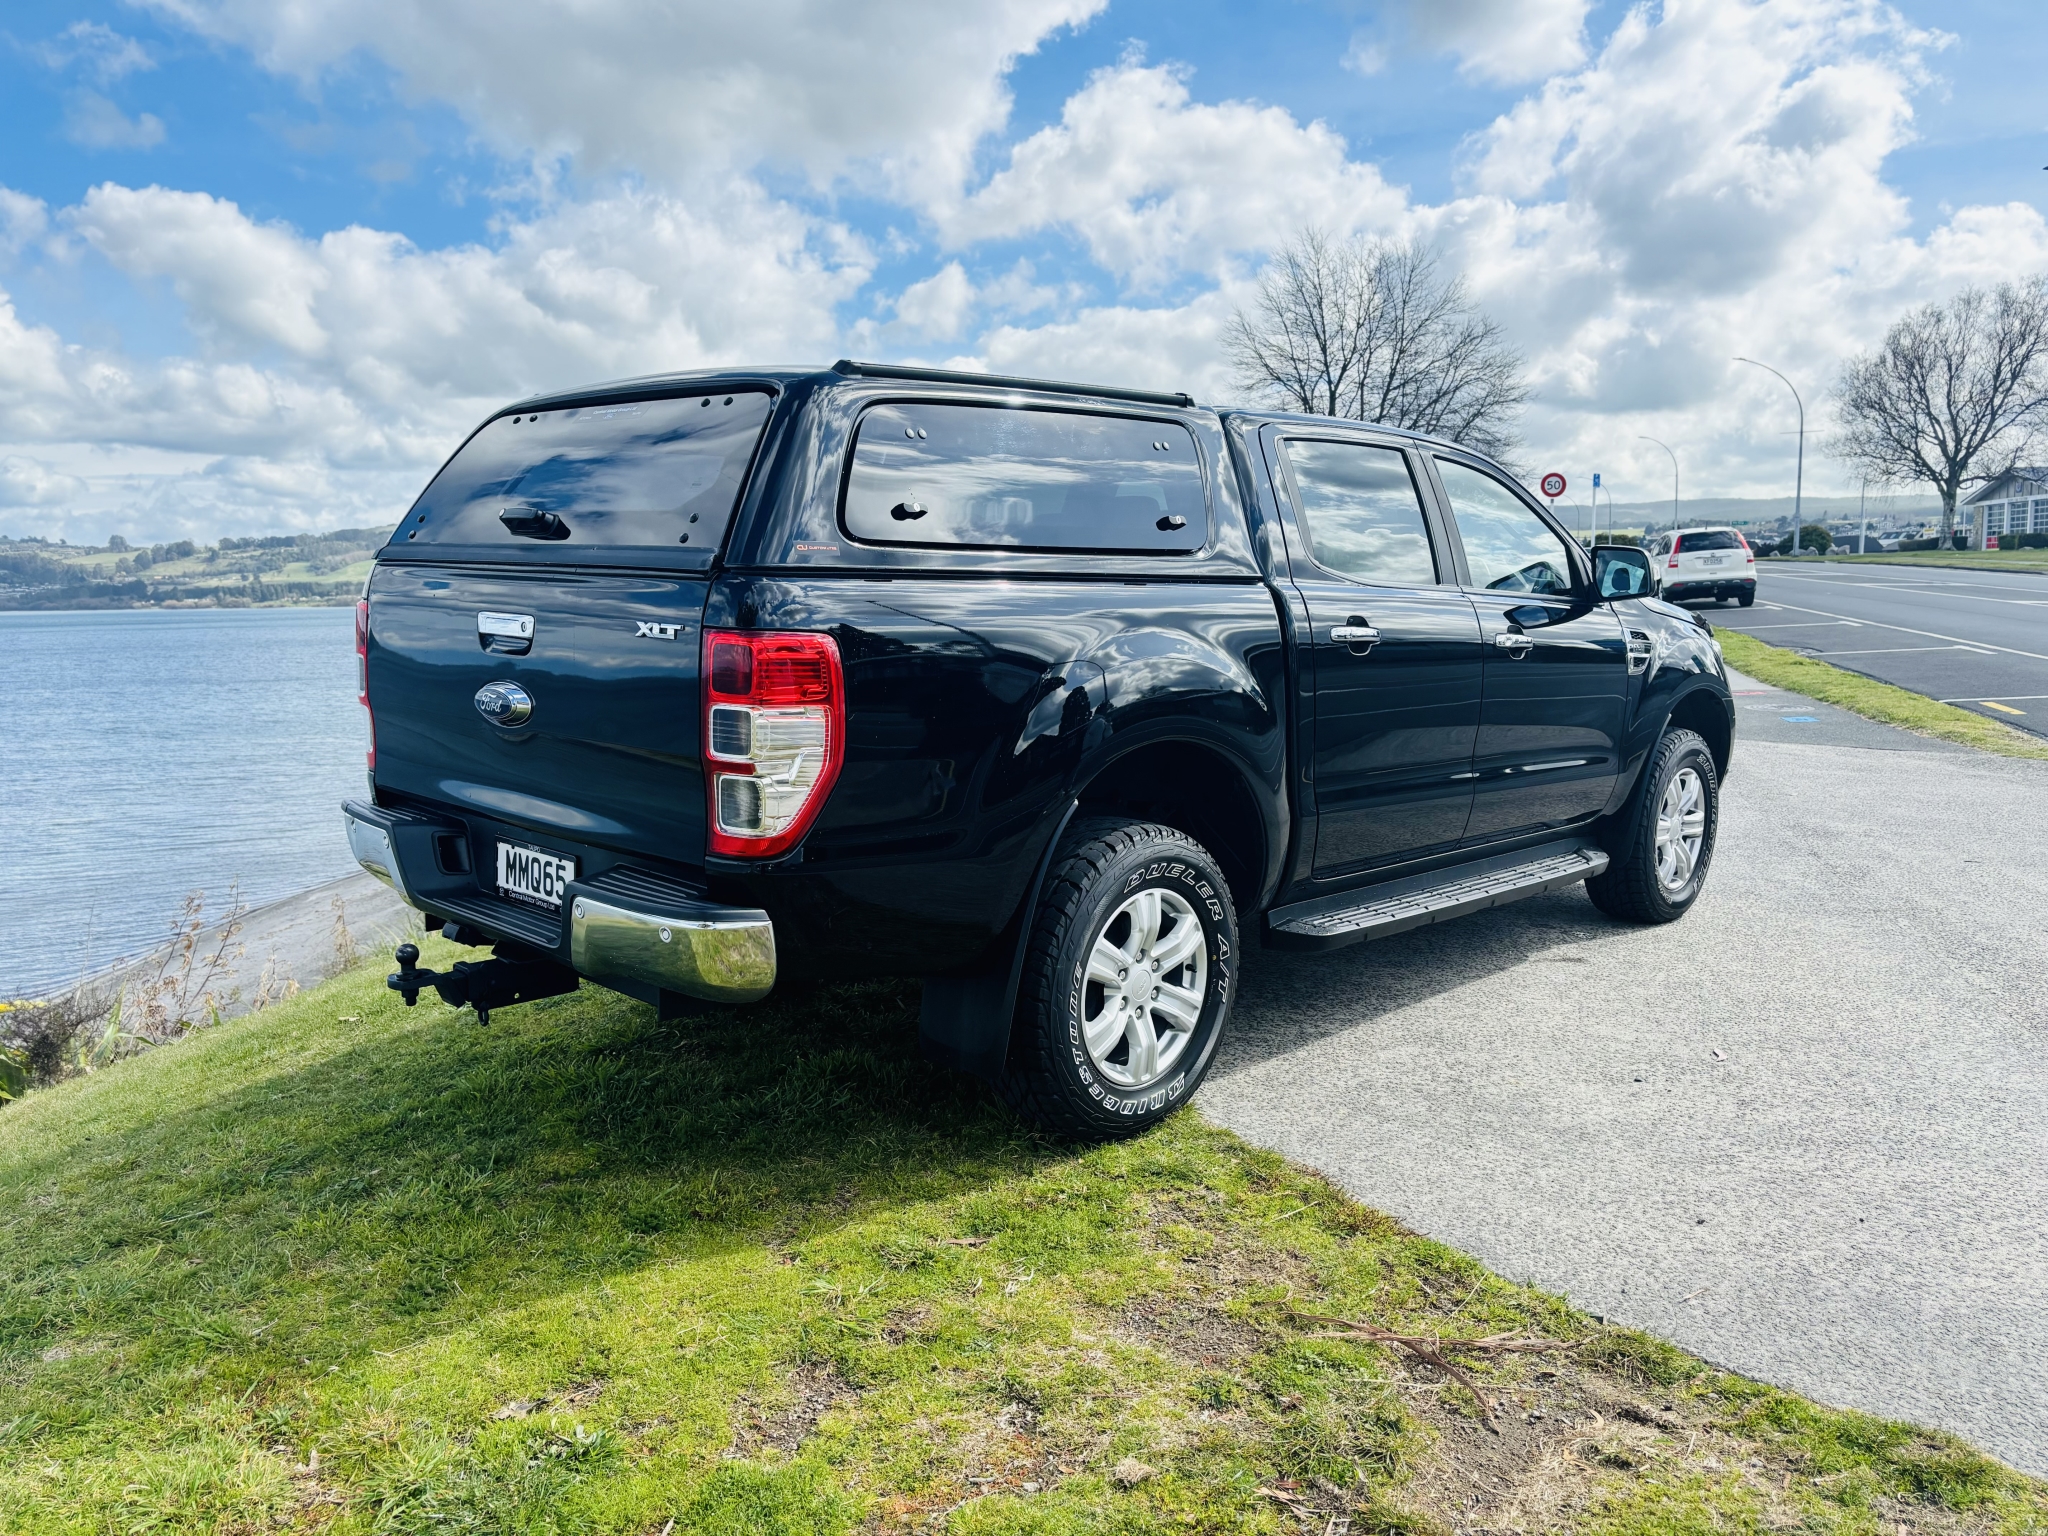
[1587,726,1719,924]
[1004,818,1239,1139]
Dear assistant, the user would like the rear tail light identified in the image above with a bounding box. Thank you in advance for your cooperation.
[1739,533,1755,564]
[355,597,375,772]
[703,629,844,858]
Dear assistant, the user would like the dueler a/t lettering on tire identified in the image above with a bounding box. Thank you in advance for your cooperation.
[1587,725,1719,924]
[1004,818,1238,1138]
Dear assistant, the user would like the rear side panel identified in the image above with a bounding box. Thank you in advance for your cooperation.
[705,573,1286,979]
[368,562,710,863]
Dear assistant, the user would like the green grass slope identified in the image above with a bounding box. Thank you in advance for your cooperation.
[2,943,2041,1534]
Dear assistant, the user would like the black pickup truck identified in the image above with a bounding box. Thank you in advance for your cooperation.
[344,360,1732,1138]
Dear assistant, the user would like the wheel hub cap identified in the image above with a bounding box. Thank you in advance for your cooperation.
[1081,887,1207,1090]
[1654,766,1708,894]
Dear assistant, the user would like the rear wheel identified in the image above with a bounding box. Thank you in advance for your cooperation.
[1003,818,1238,1139]
[1587,727,1719,924]
[1738,587,1756,607]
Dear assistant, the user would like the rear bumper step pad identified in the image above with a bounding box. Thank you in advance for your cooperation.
[1265,839,1609,952]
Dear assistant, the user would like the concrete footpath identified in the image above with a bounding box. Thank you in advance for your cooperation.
[1201,668,2048,1473]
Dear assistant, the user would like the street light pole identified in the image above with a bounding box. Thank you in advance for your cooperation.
[1735,357,1804,556]
[1639,435,1680,538]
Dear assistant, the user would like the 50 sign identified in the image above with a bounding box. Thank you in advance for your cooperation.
[1540,472,1567,499]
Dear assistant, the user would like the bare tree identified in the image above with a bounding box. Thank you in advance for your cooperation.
[1832,279,2048,544]
[1228,229,1531,460]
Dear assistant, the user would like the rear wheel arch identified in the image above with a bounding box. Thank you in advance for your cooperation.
[1073,736,1278,916]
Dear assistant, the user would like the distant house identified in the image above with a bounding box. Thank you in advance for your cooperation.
[1962,468,2048,544]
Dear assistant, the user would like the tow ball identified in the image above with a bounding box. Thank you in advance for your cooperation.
[387,941,579,1025]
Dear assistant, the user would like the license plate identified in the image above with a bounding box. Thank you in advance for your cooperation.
[496,842,576,909]
[1702,555,1727,566]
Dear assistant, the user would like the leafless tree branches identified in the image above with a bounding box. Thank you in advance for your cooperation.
[1228,229,1531,460]
[1831,278,2048,541]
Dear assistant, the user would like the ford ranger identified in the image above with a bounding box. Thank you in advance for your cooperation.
[344,360,1733,1139]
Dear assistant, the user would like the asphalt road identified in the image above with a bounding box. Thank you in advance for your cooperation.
[1201,669,2048,1474]
[1705,560,2048,736]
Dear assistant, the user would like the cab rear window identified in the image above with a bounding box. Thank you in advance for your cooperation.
[399,390,772,550]
[1677,530,1741,552]
[842,402,1206,552]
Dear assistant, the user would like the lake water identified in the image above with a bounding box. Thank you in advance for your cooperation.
[1,607,366,996]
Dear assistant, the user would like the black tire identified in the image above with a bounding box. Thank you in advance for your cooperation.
[1587,727,1719,924]
[1002,818,1239,1140]
[1738,588,1756,607]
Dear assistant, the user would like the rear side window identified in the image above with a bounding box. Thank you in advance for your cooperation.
[1677,530,1741,552]
[842,402,1206,552]
[401,390,773,549]
[1282,439,1437,586]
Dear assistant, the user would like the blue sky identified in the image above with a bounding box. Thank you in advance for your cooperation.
[0,0,2044,541]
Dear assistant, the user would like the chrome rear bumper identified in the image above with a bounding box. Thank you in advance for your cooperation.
[341,799,775,1005]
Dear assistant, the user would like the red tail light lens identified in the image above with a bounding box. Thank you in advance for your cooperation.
[703,629,844,858]
[355,597,375,771]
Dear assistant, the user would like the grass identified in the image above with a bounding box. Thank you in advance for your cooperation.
[1803,549,2048,574]
[2,946,2042,1535]
[1717,629,2048,759]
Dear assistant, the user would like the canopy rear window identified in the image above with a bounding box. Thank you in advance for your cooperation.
[1677,530,1741,552]
[399,390,772,550]
[842,402,1206,552]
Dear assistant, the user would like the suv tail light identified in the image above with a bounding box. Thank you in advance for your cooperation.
[355,597,375,772]
[703,629,844,858]
[1739,533,1755,564]
[1667,537,1681,569]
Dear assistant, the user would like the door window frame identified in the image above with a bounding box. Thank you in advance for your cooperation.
[1419,449,1596,605]
[1261,425,1462,592]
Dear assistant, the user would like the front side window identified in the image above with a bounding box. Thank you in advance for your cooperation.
[1436,458,1577,596]
[404,391,772,549]
[842,402,1206,552]
[1282,439,1437,586]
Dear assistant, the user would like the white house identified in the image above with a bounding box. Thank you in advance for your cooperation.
[1962,468,2048,546]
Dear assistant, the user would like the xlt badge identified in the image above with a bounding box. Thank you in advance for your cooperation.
[635,622,682,640]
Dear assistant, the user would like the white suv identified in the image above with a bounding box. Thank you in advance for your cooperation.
[1645,527,1756,607]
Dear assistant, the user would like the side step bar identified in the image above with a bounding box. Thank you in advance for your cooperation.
[1265,839,1609,952]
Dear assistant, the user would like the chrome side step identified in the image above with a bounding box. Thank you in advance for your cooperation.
[1265,839,1609,952]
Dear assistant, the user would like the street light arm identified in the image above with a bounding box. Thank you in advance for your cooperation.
[1735,356,1807,553]
[1637,435,1680,536]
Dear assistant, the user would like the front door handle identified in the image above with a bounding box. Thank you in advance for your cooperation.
[1493,632,1535,658]
[1331,622,1381,654]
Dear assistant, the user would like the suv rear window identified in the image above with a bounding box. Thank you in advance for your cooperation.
[842,402,1206,552]
[1677,530,1741,552]
[400,390,772,549]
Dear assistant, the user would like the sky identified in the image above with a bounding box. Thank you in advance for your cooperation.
[0,0,2044,543]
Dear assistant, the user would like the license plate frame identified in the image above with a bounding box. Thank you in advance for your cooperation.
[495,841,577,910]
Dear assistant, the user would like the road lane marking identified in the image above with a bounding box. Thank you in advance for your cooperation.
[1939,693,2048,703]
[1807,645,1993,656]
[1978,701,2027,716]
[1734,598,2048,664]
[1735,620,1863,629]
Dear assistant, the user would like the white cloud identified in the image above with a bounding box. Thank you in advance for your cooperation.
[0,191,47,263]
[894,262,975,340]
[1405,0,1594,84]
[0,456,87,506]
[64,93,167,150]
[139,0,1104,197]
[943,60,1407,287]
[34,21,157,84]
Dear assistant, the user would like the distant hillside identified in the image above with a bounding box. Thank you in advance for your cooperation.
[1578,493,1945,533]
[0,527,389,611]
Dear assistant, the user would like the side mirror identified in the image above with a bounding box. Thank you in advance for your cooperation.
[1593,545,1655,600]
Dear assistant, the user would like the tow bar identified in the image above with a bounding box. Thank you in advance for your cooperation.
[387,942,579,1025]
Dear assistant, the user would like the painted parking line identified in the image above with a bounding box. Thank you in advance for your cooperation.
[1805,645,1994,657]
[1735,620,1864,629]
[1938,694,2048,703]
[1736,599,2048,664]
[1978,701,2028,716]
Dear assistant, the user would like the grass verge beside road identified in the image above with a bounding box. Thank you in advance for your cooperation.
[1800,549,2048,575]
[3,946,2042,1534]
[1718,630,2048,759]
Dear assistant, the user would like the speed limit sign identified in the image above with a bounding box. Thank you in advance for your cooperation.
[1540,472,1567,498]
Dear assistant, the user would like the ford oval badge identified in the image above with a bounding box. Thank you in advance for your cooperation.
[474,680,533,727]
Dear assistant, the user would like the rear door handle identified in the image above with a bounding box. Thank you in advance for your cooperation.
[1331,624,1381,653]
[1493,632,1534,657]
